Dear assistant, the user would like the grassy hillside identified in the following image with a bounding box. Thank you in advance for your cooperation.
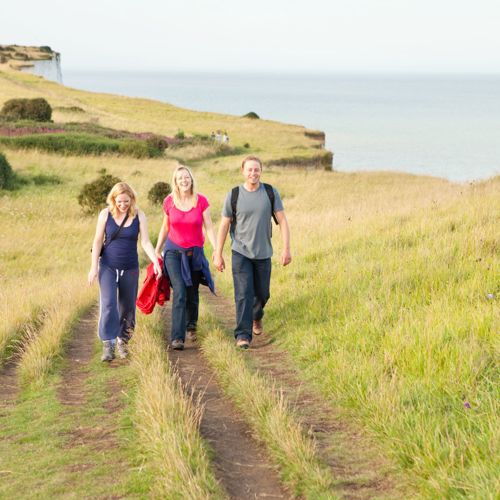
[0,68,498,498]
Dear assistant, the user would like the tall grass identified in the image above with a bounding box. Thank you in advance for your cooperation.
[266,178,500,498]
[199,307,336,499]
[17,282,95,386]
[131,311,225,499]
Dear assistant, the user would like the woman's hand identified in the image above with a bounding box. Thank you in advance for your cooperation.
[153,260,163,279]
[213,253,225,272]
[88,268,98,286]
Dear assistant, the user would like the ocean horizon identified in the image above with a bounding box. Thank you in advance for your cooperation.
[63,70,500,183]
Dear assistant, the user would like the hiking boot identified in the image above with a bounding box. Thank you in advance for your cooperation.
[252,319,263,336]
[186,328,197,342]
[116,337,128,359]
[236,338,250,350]
[171,339,185,351]
[101,340,115,362]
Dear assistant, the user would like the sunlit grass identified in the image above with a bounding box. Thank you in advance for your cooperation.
[131,311,225,499]
[199,306,336,499]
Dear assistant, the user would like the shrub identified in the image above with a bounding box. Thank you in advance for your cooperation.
[175,129,185,140]
[0,133,163,158]
[148,182,171,205]
[145,134,168,152]
[0,152,15,190]
[39,46,53,54]
[148,182,172,205]
[244,142,250,148]
[243,111,259,119]
[78,173,121,215]
[1,98,52,122]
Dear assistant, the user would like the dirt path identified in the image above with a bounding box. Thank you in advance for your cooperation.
[202,288,404,500]
[0,357,20,412]
[57,305,125,464]
[162,307,290,499]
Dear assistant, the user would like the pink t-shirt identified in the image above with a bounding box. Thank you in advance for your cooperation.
[163,194,209,248]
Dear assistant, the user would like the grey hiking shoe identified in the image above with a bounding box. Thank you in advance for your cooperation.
[116,337,128,359]
[171,339,185,350]
[101,340,115,362]
[236,338,250,350]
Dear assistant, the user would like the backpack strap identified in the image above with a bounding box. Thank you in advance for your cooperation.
[230,186,239,233]
[263,183,279,225]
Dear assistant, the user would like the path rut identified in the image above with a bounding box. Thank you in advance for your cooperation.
[202,288,405,500]
[162,307,291,499]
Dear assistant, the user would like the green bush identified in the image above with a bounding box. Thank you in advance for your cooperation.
[243,111,259,119]
[244,142,250,148]
[0,152,15,190]
[1,98,52,122]
[0,133,163,158]
[148,182,171,205]
[175,129,185,140]
[78,172,121,215]
[145,134,168,152]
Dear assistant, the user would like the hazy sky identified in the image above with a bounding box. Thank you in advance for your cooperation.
[4,0,500,73]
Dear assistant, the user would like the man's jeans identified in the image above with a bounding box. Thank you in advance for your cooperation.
[232,250,271,342]
[165,250,201,342]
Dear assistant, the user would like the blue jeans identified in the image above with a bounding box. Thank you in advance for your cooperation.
[165,250,201,342]
[98,264,139,342]
[232,250,271,342]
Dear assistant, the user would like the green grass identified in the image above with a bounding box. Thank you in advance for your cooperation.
[0,340,154,498]
[131,311,225,499]
[199,306,336,499]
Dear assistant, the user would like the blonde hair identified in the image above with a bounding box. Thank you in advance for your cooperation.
[106,182,137,218]
[171,165,197,209]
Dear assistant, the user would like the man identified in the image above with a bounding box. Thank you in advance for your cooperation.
[213,156,292,349]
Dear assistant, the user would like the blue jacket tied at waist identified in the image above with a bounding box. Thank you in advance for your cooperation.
[164,239,215,294]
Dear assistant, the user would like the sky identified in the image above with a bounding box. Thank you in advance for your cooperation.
[3,0,500,73]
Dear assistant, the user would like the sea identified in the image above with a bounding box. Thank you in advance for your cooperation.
[63,71,500,182]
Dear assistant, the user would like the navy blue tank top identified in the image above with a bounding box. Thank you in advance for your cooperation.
[100,212,140,270]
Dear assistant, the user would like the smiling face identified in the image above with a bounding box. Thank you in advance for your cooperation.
[115,193,132,214]
[242,159,262,186]
[175,168,193,194]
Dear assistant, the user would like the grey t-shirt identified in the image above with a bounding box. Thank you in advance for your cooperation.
[222,183,284,259]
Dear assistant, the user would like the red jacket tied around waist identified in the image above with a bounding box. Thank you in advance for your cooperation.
[136,258,170,314]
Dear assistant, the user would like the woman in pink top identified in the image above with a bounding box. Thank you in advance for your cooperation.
[155,165,216,350]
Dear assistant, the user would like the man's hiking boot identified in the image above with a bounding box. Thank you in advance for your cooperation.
[101,340,115,362]
[236,338,250,350]
[252,319,263,336]
[186,328,197,342]
[171,339,185,350]
[116,337,128,359]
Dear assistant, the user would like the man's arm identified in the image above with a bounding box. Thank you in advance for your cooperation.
[275,210,291,266]
[213,216,231,272]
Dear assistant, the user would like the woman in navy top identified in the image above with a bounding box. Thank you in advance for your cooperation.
[88,182,162,361]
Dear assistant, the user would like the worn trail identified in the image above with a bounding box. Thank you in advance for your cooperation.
[202,288,405,500]
[162,307,290,499]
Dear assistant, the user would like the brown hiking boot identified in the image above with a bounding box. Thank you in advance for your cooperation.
[252,319,263,335]
[236,338,250,350]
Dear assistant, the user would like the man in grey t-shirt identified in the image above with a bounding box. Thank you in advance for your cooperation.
[213,156,292,349]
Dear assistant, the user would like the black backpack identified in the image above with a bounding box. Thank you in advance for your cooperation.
[230,183,279,234]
